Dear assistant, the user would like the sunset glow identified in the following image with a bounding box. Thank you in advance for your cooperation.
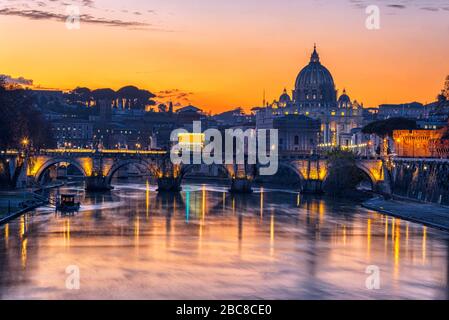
[1,0,448,112]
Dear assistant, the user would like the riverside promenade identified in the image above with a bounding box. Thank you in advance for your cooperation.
[0,182,64,225]
[363,197,449,232]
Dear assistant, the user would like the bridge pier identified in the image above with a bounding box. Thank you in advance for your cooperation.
[157,176,182,192]
[301,179,324,194]
[229,177,253,193]
[85,176,112,192]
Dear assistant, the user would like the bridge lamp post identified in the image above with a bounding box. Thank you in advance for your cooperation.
[395,138,401,157]
[21,138,29,149]
[21,138,30,191]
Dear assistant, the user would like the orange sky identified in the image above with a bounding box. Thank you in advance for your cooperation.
[0,0,448,113]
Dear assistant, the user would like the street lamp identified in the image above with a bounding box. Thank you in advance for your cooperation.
[22,138,29,148]
[21,138,29,190]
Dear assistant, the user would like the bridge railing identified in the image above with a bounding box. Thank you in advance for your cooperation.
[393,157,449,163]
[37,149,168,156]
[0,150,20,155]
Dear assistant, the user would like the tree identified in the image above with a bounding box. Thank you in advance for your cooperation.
[67,87,93,107]
[117,86,139,109]
[436,75,448,102]
[117,86,156,110]
[362,117,417,138]
[91,88,116,106]
[323,149,366,196]
[158,103,167,113]
[0,79,55,188]
[136,89,156,110]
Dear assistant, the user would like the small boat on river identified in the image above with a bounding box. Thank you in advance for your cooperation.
[55,194,80,213]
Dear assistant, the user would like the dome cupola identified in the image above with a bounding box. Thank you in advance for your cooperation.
[279,88,291,106]
[293,45,337,109]
[338,89,352,108]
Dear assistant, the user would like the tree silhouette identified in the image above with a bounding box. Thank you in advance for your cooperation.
[67,87,93,107]
[362,117,417,138]
[117,86,156,110]
[0,78,54,187]
[91,88,116,106]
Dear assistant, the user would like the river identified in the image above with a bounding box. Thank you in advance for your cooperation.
[0,180,448,299]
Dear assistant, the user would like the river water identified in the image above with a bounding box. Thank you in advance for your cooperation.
[0,181,448,299]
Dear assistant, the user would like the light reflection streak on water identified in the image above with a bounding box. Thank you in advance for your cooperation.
[0,181,448,300]
[146,180,150,219]
[392,218,395,242]
[270,209,275,257]
[4,224,9,248]
[406,222,409,258]
[63,219,71,247]
[394,220,400,278]
[222,192,226,211]
[367,219,371,260]
[384,217,389,254]
[423,226,427,263]
[185,191,190,224]
[21,238,27,269]
[134,215,140,247]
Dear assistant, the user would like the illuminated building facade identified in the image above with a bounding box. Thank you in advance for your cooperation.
[393,129,444,158]
[273,115,320,153]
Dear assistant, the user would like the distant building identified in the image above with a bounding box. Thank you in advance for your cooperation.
[213,108,255,126]
[393,129,442,158]
[52,119,94,148]
[378,102,428,119]
[426,99,449,122]
[273,115,320,153]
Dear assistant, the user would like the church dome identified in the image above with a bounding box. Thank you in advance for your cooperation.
[338,89,351,108]
[279,88,291,104]
[293,45,337,109]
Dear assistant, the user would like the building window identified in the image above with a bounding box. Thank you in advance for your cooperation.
[294,135,299,145]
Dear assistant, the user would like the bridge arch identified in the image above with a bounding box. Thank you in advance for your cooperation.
[105,158,159,184]
[322,163,376,191]
[355,163,379,188]
[255,161,305,190]
[280,162,306,181]
[34,158,88,182]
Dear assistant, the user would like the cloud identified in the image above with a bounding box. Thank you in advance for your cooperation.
[156,89,195,106]
[0,7,152,28]
[0,74,33,86]
[157,89,194,100]
[387,4,407,9]
[420,6,440,11]
[81,0,95,8]
[349,0,449,12]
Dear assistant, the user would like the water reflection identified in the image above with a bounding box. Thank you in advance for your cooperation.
[0,181,448,299]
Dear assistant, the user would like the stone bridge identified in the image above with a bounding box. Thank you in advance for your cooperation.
[8,149,390,194]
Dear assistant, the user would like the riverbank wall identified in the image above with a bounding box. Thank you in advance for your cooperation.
[391,158,449,206]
